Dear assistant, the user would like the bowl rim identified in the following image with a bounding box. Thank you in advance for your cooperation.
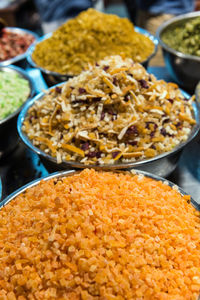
[0,27,39,66]
[17,82,200,170]
[0,65,35,125]
[157,11,200,62]
[27,26,158,76]
[1,169,199,211]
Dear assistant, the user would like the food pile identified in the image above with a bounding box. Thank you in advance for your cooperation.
[32,8,154,75]
[0,70,30,120]
[0,169,199,299]
[0,28,35,62]
[23,55,196,165]
[162,16,200,56]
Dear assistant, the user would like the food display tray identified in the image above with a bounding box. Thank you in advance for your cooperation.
[0,66,200,205]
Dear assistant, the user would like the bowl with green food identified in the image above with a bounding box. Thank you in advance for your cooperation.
[157,11,200,92]
[0,65,35,159]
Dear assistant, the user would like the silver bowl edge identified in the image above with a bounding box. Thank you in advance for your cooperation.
[0,27,39,67]
[1,169,199,211]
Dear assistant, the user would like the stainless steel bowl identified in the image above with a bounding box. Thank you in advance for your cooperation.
[0,169,199,300]
[157,11,200,92]
[17,84,200,177]
[0,65,35,159]
[0,27,39,68]
[1,169,199,211]
[27,27,158,87]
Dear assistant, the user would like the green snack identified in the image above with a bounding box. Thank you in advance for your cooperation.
[0,71,30,120]
[162,16,200,56]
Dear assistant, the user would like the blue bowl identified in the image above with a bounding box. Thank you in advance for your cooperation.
[27,27,158,86]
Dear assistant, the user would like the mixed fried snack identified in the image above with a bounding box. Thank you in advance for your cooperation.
[23,56,196,165]
[32,8,154,75]
[0,169,200,299]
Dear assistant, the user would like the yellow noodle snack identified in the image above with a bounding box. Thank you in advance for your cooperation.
[32,8,154,75]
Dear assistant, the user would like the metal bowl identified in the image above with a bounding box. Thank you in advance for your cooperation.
[17,83,200,177]
[1,169,199,211]
[0,65,35,159]
[0,27,39,68]
[157,11,200,93]
[0,168,199,300]
[27,27,158,87]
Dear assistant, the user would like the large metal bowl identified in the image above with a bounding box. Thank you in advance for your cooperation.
[0,65,35,159]
[17,83,200,177]
[0,27,39,68]
[0,169,199,299]
[27,27,158,87]
[157,11,200,93]
[1,169,199,211]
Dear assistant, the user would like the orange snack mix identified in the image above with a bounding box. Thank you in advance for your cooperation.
[0,169,200,299]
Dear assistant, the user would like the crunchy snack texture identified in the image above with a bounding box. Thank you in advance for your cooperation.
[32,8,154,75]
[0,169,200,299]
[23,56,196,165]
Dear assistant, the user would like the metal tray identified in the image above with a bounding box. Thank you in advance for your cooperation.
[0,66,200,204]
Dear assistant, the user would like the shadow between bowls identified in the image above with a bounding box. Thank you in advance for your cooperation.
[17,82,200,177]
[0,177,2,202]
[1,169,199,211]
[0,27,39,69]
[27,27,158,87]
[157,11,200,93]
[0,65,35,160]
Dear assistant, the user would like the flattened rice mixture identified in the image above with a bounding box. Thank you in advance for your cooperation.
[23,56,196,165]
[32,8,154,75]
[0,169,200,299]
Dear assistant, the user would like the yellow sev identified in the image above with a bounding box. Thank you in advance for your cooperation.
[0,169,199,300]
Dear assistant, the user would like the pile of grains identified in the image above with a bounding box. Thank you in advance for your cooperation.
[0,28,35,62]
[162,16,200,57]
[32,8,154,75]
[0,169,200,299]
[23,55,196,165]
[0,70,30,120]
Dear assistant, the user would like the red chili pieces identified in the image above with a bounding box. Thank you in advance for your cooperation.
[0,29,35,62]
